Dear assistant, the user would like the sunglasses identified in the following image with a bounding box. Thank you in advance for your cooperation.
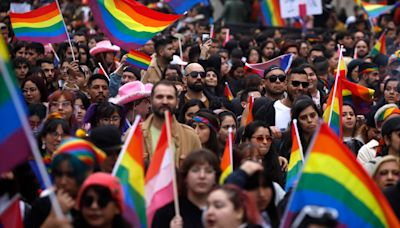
[186,71,206,78]
[266,74,286,83]
[81,195,112,209]
[252,135,273,143]
[291,80,310,88]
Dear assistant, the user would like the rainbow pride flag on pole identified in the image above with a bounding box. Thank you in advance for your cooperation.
[260,0,285,26]
[126,50,151,71]
[9,2,68,44]
[285,120,304,191]
[89,0,181,51]
[219,128,233,184]
[323,78,342,138]
[362,2,396,19]
[281,122,400,228]
[370,31,387,57]
[112,117,147,228]
[224,82,234,101]
[342,79,374,115]
[0,35,31,174]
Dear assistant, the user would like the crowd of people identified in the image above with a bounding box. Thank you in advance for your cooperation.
[1,0,400,227]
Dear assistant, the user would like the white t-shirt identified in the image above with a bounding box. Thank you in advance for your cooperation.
[274,100,291,131]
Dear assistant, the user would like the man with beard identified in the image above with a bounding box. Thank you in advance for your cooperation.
[178,63,215,111]
[142,36,175,84]
[87,74,110,103]
[142,80,201,167]
[262,65,287,100]
[358,62,380,89]
[254,67,309,131]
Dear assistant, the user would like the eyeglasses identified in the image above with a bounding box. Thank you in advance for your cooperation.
[186,71,206,78]
[266,74,286,83]
[252,135,273,143]
[50,101,72,108]
[291,80,310,88]
[81,195,112,209]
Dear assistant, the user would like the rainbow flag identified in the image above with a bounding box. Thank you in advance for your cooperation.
[245,96,254,126]
[245,53,293,77]
[113,122,147,228]
[323,77,342,138]
[333,49,347,78]
[145,118,174,227]
[370,31,386,57]
[342,79,374,115]
[126,50,151,71]
[89,0,181,51]
[0,35,31,174]
[260,0,285,26]
[9,2,67,44]
[281,123,400,228]
[285,121,304,191]
[219,129,234,184]
[224,82,234,101]
[362,2,396,19]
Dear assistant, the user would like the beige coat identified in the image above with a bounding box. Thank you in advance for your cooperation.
[142,114,202,167]
[142,57,163,84]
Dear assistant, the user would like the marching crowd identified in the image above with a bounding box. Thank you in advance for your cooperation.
[1,0,400,227]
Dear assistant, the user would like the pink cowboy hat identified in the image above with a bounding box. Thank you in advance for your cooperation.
[90,40,120,55]
[109,81,153,105]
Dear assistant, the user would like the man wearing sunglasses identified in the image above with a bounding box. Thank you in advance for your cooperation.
[262,65,287,100]
[179,63,214,110]
[255,67,309,131]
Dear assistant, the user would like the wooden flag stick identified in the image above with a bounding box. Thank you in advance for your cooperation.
[164,111,180,217]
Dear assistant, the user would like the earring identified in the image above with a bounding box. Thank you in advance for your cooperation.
[42,141,46,150]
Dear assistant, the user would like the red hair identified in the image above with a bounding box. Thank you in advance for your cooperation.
[48,90,75,103]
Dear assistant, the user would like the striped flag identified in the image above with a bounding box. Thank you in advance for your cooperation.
[0,35,31,174]
[245,96,254,126]
[113,117,147,228]
[281,123,400,228]
[9,2,68,44]
[219,128,234,184]
[224,82,234,101]
[362,2,396,19]
[89,0,181,51]
[245,54,293,77]
[126,50,151,71]
[145,118,174,227]
[342,79,374,115]
[323,78,342,138]
[370,31,386,57]
[285,120,304,191]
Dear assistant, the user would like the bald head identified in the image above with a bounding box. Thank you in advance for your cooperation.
[185,63,205,75]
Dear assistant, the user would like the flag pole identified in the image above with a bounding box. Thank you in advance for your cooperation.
[228,127,233,173]
[0,55,64,219]
[327,45,343,126]
[54,0,76,61]
[164,111,180,217]
[178,37,184,73]
[292,119,304,160]
[111,115,141,176]
[98,62,110,81]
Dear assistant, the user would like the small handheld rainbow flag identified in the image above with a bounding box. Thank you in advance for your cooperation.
[245,96,254,126]
[224,82,234,101]
[362,2,396,19]
[323,78,342,138]
[281,122,400,228]
[219,128,234,184]
[112,117,147,228]
[260,0,285,26]
[89,0,181,51]
[342,79,374,115]
[370,31,386,57]
[285,120,304,191]
[9,2,68,44]
[126,50,151,71]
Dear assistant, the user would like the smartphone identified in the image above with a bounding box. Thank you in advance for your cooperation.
[202,33,210,42]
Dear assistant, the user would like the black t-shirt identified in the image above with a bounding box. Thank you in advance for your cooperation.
[152,197,204,228]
